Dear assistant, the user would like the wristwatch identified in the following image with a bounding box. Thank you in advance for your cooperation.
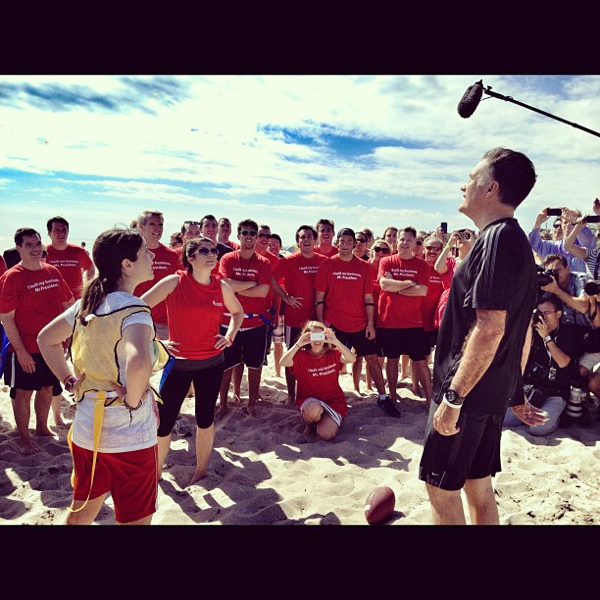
[444,389,466,407]
[543,335,552,344]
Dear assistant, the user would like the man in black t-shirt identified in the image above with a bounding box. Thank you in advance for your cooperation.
[419,147,544,525]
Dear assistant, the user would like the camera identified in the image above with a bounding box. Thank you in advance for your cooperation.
[457,229,471,240]
[310,332,325,341]
[584,280,600,296]
[440,222,448,234]
[546,207,562,216]
[536,265,557,287]
[584,215,600,223]
[532,308,543,325]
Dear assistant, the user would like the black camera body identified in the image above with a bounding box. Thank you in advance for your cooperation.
[584,280,600,296]
[532,308,544,325]
[584,215,600,224]
[546,207,562,216]
[536,265,556,287]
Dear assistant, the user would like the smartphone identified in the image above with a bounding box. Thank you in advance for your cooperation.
[310,332,325,341]
[584,215,600,223]
[546,207,562,216]
[440,222,448,234]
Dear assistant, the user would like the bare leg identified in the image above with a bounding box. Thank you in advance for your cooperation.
[216,368,234,419]
[33,385,54,436]
[157,434,172,480]
[385,358,400,400]
[412,359,432,408]
[117,514,153,525]
[51,393,66,426]
[400,355,410,381]
[65,493,107,525]
[410,359,420,396]
[352,356,363,393]
[425,482,467,525]
[273,342,283,378]
[12,388,40,455]
[463,476,500,525]
[285,367,296,405]
[364,354,386,396]
[246,367,262,416]
[232,363,244,402]
[188,424,215,486]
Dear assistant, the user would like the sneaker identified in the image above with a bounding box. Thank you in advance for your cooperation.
[377,396,401,419]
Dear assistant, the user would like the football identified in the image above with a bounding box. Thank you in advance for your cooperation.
[364,486,395,525]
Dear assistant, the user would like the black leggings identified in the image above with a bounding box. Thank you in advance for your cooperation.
[157,362,224,436]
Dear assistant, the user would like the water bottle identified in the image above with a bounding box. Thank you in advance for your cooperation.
[566,387,586,418]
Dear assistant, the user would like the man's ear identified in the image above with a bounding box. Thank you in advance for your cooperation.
[486,180,499,195]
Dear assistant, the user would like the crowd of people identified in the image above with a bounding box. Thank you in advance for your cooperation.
[1,169,599,524]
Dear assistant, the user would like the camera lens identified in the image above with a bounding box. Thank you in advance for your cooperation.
[584,281,600,296]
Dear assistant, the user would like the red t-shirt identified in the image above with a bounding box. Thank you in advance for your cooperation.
[314,244,339,258]
[257,250,280,322]
[314,255,374,332]
[377,255,429,329]
[272,253,327,328]
[0,263,72,353]
[133,243,181,325]
[165,271,225,360]
[218,251,272,329]
[291,348,348,417]
[45,243,93,299]
[422,264,445,332]
[223,240,240,251]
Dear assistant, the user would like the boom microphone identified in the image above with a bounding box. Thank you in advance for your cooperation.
[457,80,484,118]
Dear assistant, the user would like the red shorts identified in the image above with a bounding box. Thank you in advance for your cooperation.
[71,443,159,523]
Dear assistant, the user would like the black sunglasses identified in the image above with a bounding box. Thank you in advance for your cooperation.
[239,230,257,236]
[356,237,367,243]
[192,247,219,257]
[373,247,390,253]
[425,246,442,251]
[257,233,270,239]
[415,240,423,246]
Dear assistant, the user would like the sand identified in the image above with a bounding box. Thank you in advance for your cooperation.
[1,361,599,526]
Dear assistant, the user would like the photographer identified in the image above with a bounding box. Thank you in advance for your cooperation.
[529,206,595,273]
[505,293,580,435]
[563,200,600,282]
[280,320,356,441]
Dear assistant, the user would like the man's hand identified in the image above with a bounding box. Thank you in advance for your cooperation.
[534,208,550,229]
[16,349,36,374]
[511,402,549,427]
[365,323,376,340]
[433,403,461,436]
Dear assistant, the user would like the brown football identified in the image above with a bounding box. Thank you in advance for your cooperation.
[364,486,395,524]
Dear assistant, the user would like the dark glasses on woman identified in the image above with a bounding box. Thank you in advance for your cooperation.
[373,247,390,253]
[192,247,219,257]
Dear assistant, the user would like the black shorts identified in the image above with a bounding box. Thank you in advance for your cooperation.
[424,330,438,355]
[221,324,268,370]
[376,327,428,361]
[418,401,503,491]
[3,351,60,396]
[331,325,378,357]
[284,325,303,350]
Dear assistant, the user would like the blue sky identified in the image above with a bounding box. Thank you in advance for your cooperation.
[1,74,599,248]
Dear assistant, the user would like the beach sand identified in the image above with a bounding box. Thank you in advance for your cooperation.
[1,361,599,526]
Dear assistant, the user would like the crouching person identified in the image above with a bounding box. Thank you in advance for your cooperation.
[505,293,580,436]
[280,320,355,441]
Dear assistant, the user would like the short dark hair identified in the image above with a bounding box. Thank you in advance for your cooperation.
[137,210,163,227]
[15,227,40,246]
[316,218,335,231]
[46,216,69,233]
[180,220,201,235]
[237,219,259,233]
[481,147,537,209]
[182,236,215,273]
[269,233,282,245]
[200,214,217,228]
[537,292,563,313]
[543,253,568,269]
[336,227,355,240]
[295,225,318,242]
[400,226,417,238]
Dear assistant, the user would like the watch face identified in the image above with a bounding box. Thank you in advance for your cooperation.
[446,389,464,405]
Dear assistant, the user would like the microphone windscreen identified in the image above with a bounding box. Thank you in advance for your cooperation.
[457,81,483,118]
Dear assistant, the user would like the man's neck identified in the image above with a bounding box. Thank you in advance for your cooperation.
[318,241,332,249]
[470,206,514,231]
[21,258,42,271]
[338,252,354,262]
[51,241,68,251]
[240,248,255,260]
[145,239,161,250]
[255,246,268,256]
[397,250,413,260]
[300,250,315,259]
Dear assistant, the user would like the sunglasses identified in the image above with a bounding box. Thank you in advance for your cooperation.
[415,240,423,246]
[553,223,562,229]
[239,230,257,236]
[257,233,270,239]
[425,246,442,251]
[184,220,201,226]
[373,247,390,253]
[192,247,219,257]
[356,237,367,243]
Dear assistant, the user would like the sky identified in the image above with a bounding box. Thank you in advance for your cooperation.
[1,74,599,249]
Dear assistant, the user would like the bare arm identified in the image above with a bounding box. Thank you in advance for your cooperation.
[379,277,427,296]
[220,278,257,293]
[120,323,154,406]
[141,274,179,307]
[434,231,460,274]
[563,219,588,260]
[37,314,75,383]
[315,290,325,323]
[540,277,590,314]
[237,283,270,298]
[217,280,244,349]
[271,276,303,310]
[1,311,35,373]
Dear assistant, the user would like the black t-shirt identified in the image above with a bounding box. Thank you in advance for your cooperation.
[524,322,579,400]
[432,217,538,415]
